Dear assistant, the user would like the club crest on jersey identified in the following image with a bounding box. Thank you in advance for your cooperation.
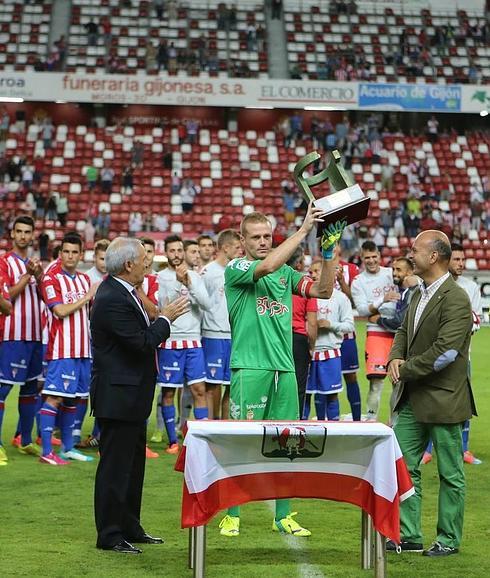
[279,277,287,287]
[261,425,327,461]
[256,296,289,317]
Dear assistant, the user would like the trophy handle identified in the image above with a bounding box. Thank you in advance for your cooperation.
[293,151,330,203]
[326,150,355,191]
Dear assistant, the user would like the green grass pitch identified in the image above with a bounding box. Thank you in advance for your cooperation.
[1,323,489,577]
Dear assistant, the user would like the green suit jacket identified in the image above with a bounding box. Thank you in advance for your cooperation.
[388,276,477,424]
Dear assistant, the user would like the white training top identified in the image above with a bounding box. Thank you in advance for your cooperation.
[314,289,355,352]
[200,261,231,339]
[157,267,211,346]
[351,267,397,334]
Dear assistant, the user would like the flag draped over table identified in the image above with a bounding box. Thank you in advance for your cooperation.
[176,421,414,543]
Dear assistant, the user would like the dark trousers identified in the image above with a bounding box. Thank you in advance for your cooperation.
[293,332,310,416]
[94,418,147,547]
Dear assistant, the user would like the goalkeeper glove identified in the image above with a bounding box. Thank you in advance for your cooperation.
[320,220,347,260]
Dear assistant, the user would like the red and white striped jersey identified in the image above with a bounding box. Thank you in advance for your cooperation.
[0,251,42,342]
[41,263,91,360]
[338,260,360,288]
[0,273,11,338]
[142,273,158,305]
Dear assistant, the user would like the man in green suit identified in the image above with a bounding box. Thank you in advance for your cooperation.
[387,230,476,557]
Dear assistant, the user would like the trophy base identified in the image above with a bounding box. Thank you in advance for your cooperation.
[313,184,371,237]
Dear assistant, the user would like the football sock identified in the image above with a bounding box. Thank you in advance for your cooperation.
[194,406,208,420]
[425,440,433,454]
[227,506,240,517]
[156,390,164,431]
[302,394,311,420]
[0,384,13,445]
[40,402,58,456]
[73,398,88,442]
[462,420,470,452]
[162,405,178,445]
[314,394,326,420]
[326,397,340,421]
[35,394,42,437]
[60,403,76,452]
[367,378,384,417]
[18,380,38,446]
[346,380,361,421]
[275,499,290,521]
[91,419,100,439]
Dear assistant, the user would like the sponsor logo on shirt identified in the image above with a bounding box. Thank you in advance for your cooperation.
[231,259,251,272]
[256,296,289,317]
[64,290,86,304]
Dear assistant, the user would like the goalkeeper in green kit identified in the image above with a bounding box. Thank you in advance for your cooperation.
[219,203,345,537]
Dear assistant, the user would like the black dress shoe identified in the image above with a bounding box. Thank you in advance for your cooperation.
[99,540,142,554]
[422,541,459,557]
[386,540,424,552]
[126,533,164,544]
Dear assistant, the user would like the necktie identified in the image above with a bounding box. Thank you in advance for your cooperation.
[132,288,159,372]
[132,288,150,326]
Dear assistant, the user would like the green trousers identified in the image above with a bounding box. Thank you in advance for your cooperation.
[393,402,465,548]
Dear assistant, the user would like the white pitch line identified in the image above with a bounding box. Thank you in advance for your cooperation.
[267,502,326,578]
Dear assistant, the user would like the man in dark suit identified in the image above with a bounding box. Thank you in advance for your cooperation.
[387,230,476,557]
[91,237,188,554]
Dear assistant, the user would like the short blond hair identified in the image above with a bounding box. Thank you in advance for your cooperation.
[240,212,271,236]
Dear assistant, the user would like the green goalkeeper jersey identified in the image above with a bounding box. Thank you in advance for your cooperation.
[224,258,311,372]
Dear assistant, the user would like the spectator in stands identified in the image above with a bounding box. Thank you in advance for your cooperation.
[380,158,394,191]
[256,24,266,53]
[392,208,405,238]
[143,211,153,232]
[168,42,178,72]
[32,155,44,186]
[154,0,165,20]
[370,224,386,253]
[426,115,439,142]
[100,165,115,194]
[95,210,111,239]
[53,35,67,66]
[107,51,124,74]
[56,194,69,227]
[162,145,172,170]
[84,219,96,245]
[100,16,112,49]
[246,24,257,52]
[46,194,58,222]
[286,111,303,147]
[131,140,144,167]
[283,186,296,226]
[153,213,169,232]
[20,191,36,216]
[21,165,33,192]
[121,165,134,195]
[34,190,46,220]
[217,3,227,29]
[271,0,282,20]
[228,5,237,29]
[171,170,181,194]
[0,108,10,141]
[186,119,199,144]
[38,230,50,262]
[129,211,143,236]
[145,40,157,72]
[167,0,178,20]
[84,19,99,47]
[42,118,54,150]
[86,164,98,190]
[380,208,393,237]
[181,178,200,212]
[157,39,168,71]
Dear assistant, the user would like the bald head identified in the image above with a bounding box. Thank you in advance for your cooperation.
[410,229,452,283]
[415,230,452,262]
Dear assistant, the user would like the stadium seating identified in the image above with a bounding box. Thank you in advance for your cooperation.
[1,124,489,267]
[285,5,490,83]
[66,0,267,77]
[0,0,52,72]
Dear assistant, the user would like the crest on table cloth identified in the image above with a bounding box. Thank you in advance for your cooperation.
[261,425,327,461]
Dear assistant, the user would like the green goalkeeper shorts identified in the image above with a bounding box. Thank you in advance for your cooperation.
[229,369,299,421]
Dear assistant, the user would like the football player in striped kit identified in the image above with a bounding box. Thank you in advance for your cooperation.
[157,235,211,454]
[39,234,99,465]
[0,216,44,465]
[303,261,355,421]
